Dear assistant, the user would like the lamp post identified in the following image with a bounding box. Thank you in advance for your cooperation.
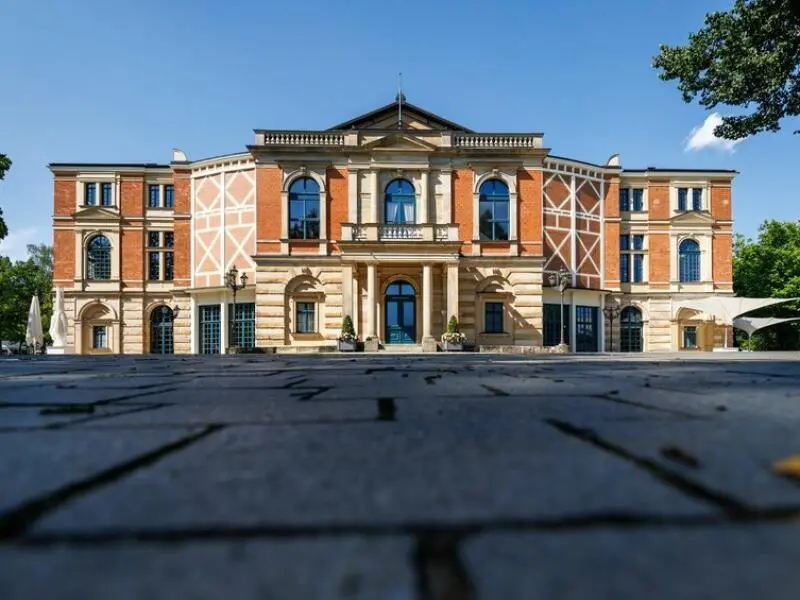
[548,268,571,349]
[225,265,248,353]
[603,302,621,352]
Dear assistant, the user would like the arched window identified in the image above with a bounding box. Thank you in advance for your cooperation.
[150,306,174,354]
[679,239,701,282]
[384,179,416,224]
[620,306,643,352]
[86,235,111,280]
[288,177,320,240]
[479,179,509,241]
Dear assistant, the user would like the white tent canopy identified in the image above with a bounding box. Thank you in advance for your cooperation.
[732,316,800,336]
[26,295,44,350]
[674,296,799,326]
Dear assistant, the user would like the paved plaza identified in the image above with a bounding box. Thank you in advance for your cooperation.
[1,352,800,599]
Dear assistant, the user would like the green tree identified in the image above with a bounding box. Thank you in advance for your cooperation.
[0,245,54,346]
[733,220,800,349]
[0,153,10,240]
[653,0,800,139]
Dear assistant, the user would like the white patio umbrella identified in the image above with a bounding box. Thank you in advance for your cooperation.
[26,295,44,351]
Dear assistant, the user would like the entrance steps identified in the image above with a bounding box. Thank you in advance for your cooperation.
[381,344,424,353]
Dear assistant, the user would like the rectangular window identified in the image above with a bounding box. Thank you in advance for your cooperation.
[543,303,570,346]
[164,232,174,248]
[619,188,630,212]
[678,188,688,211]
[692,188,702,211]
[631,188,643,211]
[92,325,106,349]
[296,302,316,333]
[620,235,629,250]
[632,235,644,250]
[101,183,112,206]
[148,252,160,281]
[633,253,644,283]
[164,252,174,281]
[229,302,256,348]
[164,184,174,209]
[84,183,96,206]
[199,305,221,354]
[484,302,504,333]
[148,232,160,248]
[620,255,630,283]
[683,326,697,349]
[148,185,161,208]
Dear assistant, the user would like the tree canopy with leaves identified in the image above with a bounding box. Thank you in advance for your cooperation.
[0,153,10,240]
[0,244,53,345]
[653,0,800,139]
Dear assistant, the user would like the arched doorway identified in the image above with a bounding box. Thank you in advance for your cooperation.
[150,305,174,354]
[620,306,643,352]
[384,281,416,344]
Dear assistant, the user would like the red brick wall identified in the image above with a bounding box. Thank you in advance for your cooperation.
[171,168,191,287]
[518,169,542,256]
[648,181,670,220]
[453,169,473,253]
[713,232,733,290]
[120,176,144,217]
[256,166,281,253]
[710,184,732,220]
[602,174,621,287]
[53,229,74,284]
[121,229,143,281]
[649,232,670,288]
[54,176,76,216]
[326,167,347,245]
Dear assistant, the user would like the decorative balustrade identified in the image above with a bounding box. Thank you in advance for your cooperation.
[452,134,542,149]
[340,223,460,242]
[379,224,424,240]
[260,132,345,146]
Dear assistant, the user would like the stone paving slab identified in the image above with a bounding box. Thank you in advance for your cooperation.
[35,419,711,534]
[463,524,800,600]
[0,537,414,600]
[0,428,203,513]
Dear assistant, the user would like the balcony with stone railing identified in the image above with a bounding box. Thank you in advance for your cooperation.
[450,132,544,150]
[340,223,460,243]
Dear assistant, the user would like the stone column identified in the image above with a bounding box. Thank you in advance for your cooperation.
[370,170,379,223]
[419,171,429,224]
[342,264,353,319]
[446,263,459,323]
[366,263,377,338]
[422,264,435,351]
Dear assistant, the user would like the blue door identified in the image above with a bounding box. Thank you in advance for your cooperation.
[385,281,416,344]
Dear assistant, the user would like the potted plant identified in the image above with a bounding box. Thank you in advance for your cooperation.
[441,315,466,351]
[338,315,358,352]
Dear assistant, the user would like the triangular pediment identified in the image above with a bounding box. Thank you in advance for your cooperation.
[329,99,473,132]
[671,210,715,225]
[361,133,439,152]
[73,206,120,219]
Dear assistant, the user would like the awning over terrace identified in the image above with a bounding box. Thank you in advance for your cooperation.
[732,316,800,336]
[673,297,798,325]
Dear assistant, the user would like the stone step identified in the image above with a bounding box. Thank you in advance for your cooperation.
[381,344,423,353]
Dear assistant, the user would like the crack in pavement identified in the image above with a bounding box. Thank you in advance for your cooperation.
[592,393,703,419]
[0,425,224,540]
[544,418,754,517]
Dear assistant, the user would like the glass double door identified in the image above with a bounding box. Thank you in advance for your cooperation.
[384,281,416,344]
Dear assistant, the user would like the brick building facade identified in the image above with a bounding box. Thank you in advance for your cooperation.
[50,99,736,354]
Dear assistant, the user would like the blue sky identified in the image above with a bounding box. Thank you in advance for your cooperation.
[1,0,797,260]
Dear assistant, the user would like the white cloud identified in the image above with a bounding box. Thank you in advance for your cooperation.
[685,112,744,152]
[0,227,43,261]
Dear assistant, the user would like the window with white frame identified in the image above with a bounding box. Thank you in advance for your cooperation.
[147,184,175,209]
[83,182,114,207]
[147,231,174,281]
[677,187,704,211]
[619,234,645,283]
[619,187,644,212]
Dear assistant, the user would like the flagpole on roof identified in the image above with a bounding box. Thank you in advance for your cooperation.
[398,72,403,129]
